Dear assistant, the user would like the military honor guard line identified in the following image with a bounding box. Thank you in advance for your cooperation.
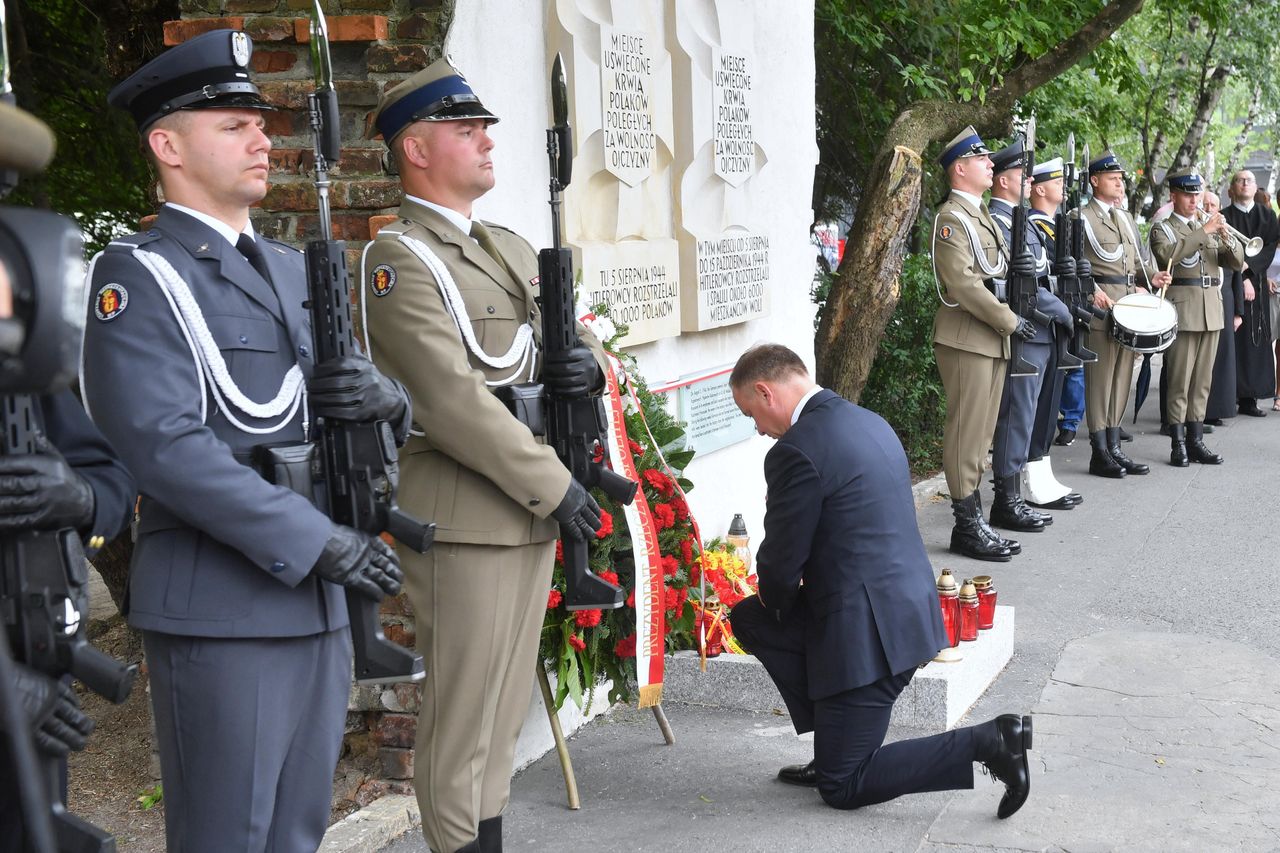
[5,16,1278,853]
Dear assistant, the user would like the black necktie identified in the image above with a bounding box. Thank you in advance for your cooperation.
[236,233,273,285]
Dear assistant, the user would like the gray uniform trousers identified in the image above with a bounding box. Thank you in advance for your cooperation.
[992,340,1052,479]
[406,540,555,853]
[144,628,352,853]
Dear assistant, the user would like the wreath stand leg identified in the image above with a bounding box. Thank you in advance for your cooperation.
[651,704,675,745]
[536,664,580,810]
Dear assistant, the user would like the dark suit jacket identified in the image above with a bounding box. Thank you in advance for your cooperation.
[755,389,947,699]
[82,206,346,638]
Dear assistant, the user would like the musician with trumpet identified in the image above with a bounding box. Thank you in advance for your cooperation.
[1149,168,1244,466]
[1075,152,1172,479]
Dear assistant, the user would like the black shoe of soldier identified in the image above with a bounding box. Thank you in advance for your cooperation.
[1054,427,1075,447]
[1119,426,1133,442]
[777,760,818,787]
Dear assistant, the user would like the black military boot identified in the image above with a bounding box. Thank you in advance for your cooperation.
[1169,423,1189,467]
[478,815,503,853]
[974,490,1020,555]
[1186,421,1223,464]
[1088,430,1126,478]
[989,476,1047,532]
[950,493,1012,562]
[1107,426,1149,475]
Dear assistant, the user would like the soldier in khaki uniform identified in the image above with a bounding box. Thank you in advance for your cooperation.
[1075,151,1172,477]
[932,126,1037,563]
[361,61,607,853]
[1148,168,1242,466]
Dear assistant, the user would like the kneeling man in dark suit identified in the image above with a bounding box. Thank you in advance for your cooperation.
[728,344,1033,818]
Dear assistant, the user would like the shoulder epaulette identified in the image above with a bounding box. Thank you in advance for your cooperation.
[261,236,303,255]
[104,230,163,252]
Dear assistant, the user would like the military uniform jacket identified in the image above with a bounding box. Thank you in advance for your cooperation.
[989,199,1072,345]
[82,206,343,638]
[1075,199,1158,298]
[362,198,601,547]
[1149,215,1243,333]
[932,192,1019,358]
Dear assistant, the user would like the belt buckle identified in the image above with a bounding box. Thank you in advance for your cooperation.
[1201,276,1212,289]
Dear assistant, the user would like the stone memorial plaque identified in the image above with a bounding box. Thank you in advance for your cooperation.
[600,26,657,187]
[577,239,681,347]
[670,368,755,456]
[681,229,770,330]
[711,49,755,187]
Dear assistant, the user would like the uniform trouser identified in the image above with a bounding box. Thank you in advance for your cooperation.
[144,628,351,853]
[1029,331,1067,460]
[1059,367,1086,430]
[1165,328,1220,424]
[730,597,976,809]
[405,540,555,853]
[935,344,1007,498]
[992,339,1050,478]
[1085,316,1136,433]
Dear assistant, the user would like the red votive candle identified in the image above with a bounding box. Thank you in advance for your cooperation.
[958,578,979,642]
[936,569,961,648]
[973,574,997,630]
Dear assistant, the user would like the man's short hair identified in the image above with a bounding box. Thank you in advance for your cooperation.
[730,344,809,388]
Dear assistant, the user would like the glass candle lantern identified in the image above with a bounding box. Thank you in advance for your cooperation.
[958,578,979,642]
[726,513,752,575]
[972,574,997,630]
[936,569,961,648]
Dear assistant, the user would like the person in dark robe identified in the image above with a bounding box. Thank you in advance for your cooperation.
[1202,191,1244,423]
[1223,171,1279,416]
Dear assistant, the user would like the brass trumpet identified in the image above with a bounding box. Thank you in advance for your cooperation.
[1196,210,1264,257]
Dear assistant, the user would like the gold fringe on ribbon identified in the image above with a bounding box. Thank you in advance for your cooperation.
[638,682,664,709]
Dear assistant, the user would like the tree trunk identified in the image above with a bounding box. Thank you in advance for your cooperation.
[1223,82,1263,184]
[1151,63,1231,211]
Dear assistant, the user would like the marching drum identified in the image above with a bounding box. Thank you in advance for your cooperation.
[1109,291,1178,353]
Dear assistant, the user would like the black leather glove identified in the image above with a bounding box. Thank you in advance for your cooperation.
[1013,317,1037,342]
[3,664,94,757]
[1075,257,1092,279]
[308,356,408,425]
[1010,250,1036,278]
[0,439,95,533]
[1054,256,1076,279]
[311,525,404,601]
[542,346,603,398]
[552,479,602,542]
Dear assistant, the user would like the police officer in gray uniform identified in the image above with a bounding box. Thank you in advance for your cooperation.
[986,140,1072,533]
[83,31,408,851]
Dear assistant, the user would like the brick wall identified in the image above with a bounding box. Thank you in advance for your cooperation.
[164,0,452,804]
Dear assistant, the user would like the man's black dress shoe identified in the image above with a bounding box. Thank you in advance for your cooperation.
[1206,418,1224,426]
[1053,427,1075,446]
[1118,426,1133,442]
[979,714,1032,819]
[777,760,818,787]
[1239,402,1267,417]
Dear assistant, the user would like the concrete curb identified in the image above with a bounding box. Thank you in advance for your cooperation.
[319,794,420,853]
[912,471,948,508]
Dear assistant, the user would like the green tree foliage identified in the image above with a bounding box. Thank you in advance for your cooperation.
[6,0,175,251]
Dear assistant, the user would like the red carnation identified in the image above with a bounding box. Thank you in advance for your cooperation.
[664,585,682,611]
[629,439,644,456]
[680,538,694,566]
[547,589,563,609]
[643,469,674,496]
[568,634,586,652]
[671,496,689,521]
[595,509,614,539]
[592,443,605,463]
[652,503,675,530]
[614,633,637,658]
[555,540,564,564]
[600,569,620,586]
[660,555,679,577]
[574,608,602,628]
[626,587,636,608]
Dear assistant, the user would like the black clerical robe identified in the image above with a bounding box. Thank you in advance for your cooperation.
[1224,203,1279,398]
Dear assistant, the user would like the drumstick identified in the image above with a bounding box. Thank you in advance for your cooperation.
[1161,258,1172,302]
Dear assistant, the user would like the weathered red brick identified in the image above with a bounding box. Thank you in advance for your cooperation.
[353,778,390,807]
[263,180,318,211]
[295,213,372,242]
[379,591,413,616]
[396,13,441,41]
[368,214,400,236]
[258,81,311,110]
[388,682,421,715]
[268,147,306,173]
[336,179,402,209]
[372,712,417,748]
[295,14,388,43]
[263,108,305,137]
[336,80,383,107]
[378,746,414,780]
[244,16,296,42]
[163,17,246,47]
[383,622,415,649]
[339,148,384,174]
[226,0,279,12]
[367,43,433,74]
[285,0,337,10]
[251,48,297,73]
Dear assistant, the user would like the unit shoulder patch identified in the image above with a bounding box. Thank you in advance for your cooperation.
[95,284,128,321]
[939,225,953,241]
[370,264,397,297]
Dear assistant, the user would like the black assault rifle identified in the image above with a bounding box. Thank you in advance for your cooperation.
[540,54,638,610]
[1056,133,1102,363]
[305,3,433,683]
[1008,116,1050,378]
